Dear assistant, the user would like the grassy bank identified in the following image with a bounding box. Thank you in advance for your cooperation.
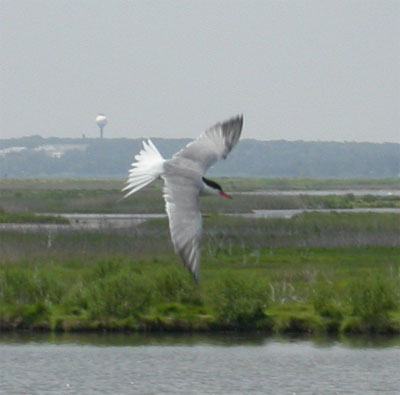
[1,247,399,334]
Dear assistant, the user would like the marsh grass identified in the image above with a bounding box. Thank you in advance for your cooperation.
[1,178,399,333]
[218,177,400,192]
[0,212,68,224]
[205,271,270,328]
[0,178,398,214]
[0,213,398,263]
[203,213,400,249]
[1,246,399,333]
[2,177,398,192]
[343,275,399,333]
[1,178,400,334]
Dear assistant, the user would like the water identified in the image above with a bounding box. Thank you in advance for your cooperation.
[1,333,400,394]
[0,189,398,232]
[232,190,400,196]
[1,207,399,233]
[62,213,166,229]
[0,214,167,232]
[242,207,400,219]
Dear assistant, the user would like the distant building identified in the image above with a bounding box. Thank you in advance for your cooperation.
[0,147,27,156]
[33,144,88,158]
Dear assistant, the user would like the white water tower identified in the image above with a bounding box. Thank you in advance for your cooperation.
[95,114,108,138]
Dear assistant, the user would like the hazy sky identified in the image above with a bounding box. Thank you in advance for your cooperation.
[1,0,399,142]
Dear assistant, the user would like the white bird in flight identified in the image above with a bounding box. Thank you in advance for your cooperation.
[123,116,243,281]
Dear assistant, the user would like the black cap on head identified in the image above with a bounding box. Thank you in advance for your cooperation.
[202,177,222,191]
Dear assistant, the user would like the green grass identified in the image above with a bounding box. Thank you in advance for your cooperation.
[0,178,398,214]
[1,177,399,191]
[0,212,398,262]
[0,210,69,224]
[0,177,399,333]
[0,188,398,215]
[0,245,399,333]
[218,177,400,192]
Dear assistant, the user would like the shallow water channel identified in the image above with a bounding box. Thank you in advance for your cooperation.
[1,333,399,394]
[0,189,398,232]
[231,190,400,196]
[0,207,399,233]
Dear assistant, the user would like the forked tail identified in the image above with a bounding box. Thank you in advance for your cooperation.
[123,140,165,198]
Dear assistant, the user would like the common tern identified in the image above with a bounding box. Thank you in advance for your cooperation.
[123,116,243,281]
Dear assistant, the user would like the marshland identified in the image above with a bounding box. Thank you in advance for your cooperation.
[1,178,399,335]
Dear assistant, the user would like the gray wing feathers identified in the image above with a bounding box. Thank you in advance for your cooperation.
[161,115,243,281]
[218,115,243,159]
[171,115,243,174]
[163,175,202,281]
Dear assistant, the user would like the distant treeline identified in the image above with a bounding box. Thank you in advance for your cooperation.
[0,135,398,178]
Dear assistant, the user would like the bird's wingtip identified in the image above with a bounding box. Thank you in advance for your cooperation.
[220,114,244,135]
[228,114,244,127]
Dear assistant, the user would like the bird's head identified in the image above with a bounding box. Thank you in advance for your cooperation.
[202,177,232,199]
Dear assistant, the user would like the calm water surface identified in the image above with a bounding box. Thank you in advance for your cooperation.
[1,207,399,232]
[232,190,400,196]
[1,333,399,394]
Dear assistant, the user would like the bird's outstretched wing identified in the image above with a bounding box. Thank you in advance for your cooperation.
[170,115,243,175]
[162,171,202,281]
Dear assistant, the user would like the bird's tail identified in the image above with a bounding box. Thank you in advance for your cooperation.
[123,140,165,198]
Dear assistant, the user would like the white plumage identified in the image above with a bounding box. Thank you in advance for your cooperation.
[123,140,165,197]
[123,115,243,281]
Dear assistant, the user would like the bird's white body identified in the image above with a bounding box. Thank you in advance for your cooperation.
[123,116,243,281]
